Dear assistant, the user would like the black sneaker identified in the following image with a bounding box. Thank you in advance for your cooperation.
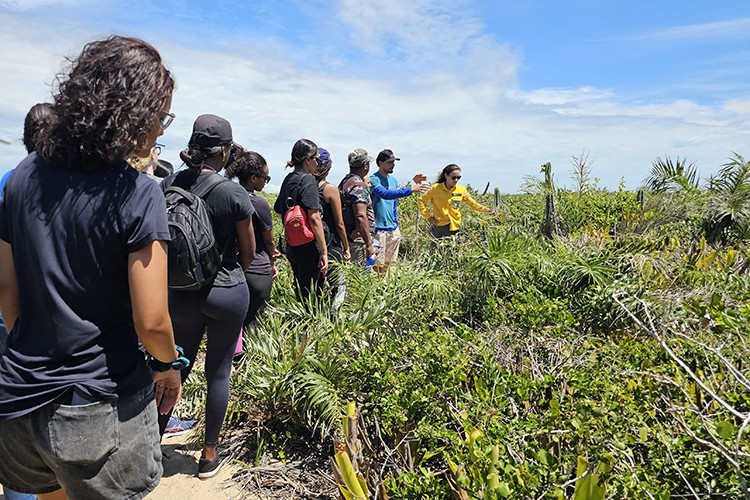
[198,455,226,479]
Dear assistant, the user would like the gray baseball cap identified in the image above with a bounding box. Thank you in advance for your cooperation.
[348,148,373,169]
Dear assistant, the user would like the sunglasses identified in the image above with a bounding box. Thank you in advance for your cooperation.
[159,112,175,131]
[450,175,462,180]
[258,175,271,184]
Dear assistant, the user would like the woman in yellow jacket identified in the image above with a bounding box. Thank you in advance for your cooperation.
[418,164,490,238]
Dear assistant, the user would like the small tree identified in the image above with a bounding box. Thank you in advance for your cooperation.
[570,150,595,195]
[643,155,700,193]
[704,152,750,244]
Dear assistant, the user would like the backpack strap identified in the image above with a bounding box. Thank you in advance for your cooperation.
[191,172,229,199]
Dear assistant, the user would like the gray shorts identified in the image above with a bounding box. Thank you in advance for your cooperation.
[0,384,162,499]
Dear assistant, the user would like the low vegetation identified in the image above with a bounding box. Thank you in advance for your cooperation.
[179,153,750,499]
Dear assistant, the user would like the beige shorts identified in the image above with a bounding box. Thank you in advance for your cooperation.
[374,228,401,265]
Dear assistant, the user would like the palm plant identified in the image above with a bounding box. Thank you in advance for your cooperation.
[704,152,750,244]
[643,155,700,193]
[467,229,547,299]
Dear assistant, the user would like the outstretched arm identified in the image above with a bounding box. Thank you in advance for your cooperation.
[371,185,414,200]
[463,194,490,213]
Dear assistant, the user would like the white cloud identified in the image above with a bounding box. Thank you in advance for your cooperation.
[639,17,750,41]
[0,0,85,10]
[0,5,749,194]
[337,0,519,89]
[507,87,614,106]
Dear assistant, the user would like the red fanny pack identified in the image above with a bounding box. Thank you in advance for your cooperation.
[284,205,315,246]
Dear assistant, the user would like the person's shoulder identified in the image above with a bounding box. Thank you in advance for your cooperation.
[251,193,270,210]
[215,177,251,203]
[300,171,317,187]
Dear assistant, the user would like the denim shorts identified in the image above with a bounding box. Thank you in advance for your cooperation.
[0,384,162,499]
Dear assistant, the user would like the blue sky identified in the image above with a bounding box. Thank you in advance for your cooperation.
[1,0,749,192]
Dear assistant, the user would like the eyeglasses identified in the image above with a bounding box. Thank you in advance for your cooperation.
[451,175,462,180]
[308,155,321,166]
[154,143,164,156]
[159,112,175,131]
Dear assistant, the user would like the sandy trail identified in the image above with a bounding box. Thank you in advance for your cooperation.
[148,430,250,500]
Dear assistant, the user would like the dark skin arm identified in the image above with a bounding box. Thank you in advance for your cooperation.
[308,209,329,274]
[261,228,280,278]
[236,218,255,271]
[353,202,375,257]
[323,182,350,260]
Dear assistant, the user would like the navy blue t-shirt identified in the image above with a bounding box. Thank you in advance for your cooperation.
[246,192,273,276]
[0,153,171,418]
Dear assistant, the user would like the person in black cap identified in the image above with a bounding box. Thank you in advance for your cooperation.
[159,114,256,479]
[369,149,428,275]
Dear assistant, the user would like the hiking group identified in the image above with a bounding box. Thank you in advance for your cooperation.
[0,35,490,499]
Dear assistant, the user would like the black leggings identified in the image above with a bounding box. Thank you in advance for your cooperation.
[286,241,324,301]
[244,271,273,328]
[158,283,249,446]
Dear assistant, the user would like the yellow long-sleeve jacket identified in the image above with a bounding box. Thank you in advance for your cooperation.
[418,183,488,231]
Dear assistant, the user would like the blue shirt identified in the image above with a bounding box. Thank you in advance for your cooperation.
[369,172,413,231]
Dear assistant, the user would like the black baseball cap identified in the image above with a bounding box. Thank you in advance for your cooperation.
[376,149,400,163]
[190,114,233,147]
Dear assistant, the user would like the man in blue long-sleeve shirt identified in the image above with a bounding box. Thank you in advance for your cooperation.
[369,149,429,275]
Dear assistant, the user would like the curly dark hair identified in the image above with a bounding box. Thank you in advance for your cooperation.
[38,35,175,172]
[437,163,461,184]
[23,102,56,154]
[225,145,268,186]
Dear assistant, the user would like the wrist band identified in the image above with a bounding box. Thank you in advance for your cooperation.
[147,345,190,372]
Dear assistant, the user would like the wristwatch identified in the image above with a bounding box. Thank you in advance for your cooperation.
[147,345,190,372]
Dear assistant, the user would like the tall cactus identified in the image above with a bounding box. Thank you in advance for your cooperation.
[539,162,565,239]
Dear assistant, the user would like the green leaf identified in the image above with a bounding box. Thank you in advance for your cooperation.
[497,482,511,498]
[716,420,737,440]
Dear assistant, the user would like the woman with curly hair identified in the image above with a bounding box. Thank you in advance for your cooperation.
[159,114,255,479]
[225,145,279,332]
[0,36,182,499]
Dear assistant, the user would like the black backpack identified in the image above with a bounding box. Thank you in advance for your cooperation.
[163,172,228,291]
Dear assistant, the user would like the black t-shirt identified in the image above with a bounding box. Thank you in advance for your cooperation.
[161,170,254,287]
[274,170,320,216]
[246,192,273,275]
[0,153,171,418]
